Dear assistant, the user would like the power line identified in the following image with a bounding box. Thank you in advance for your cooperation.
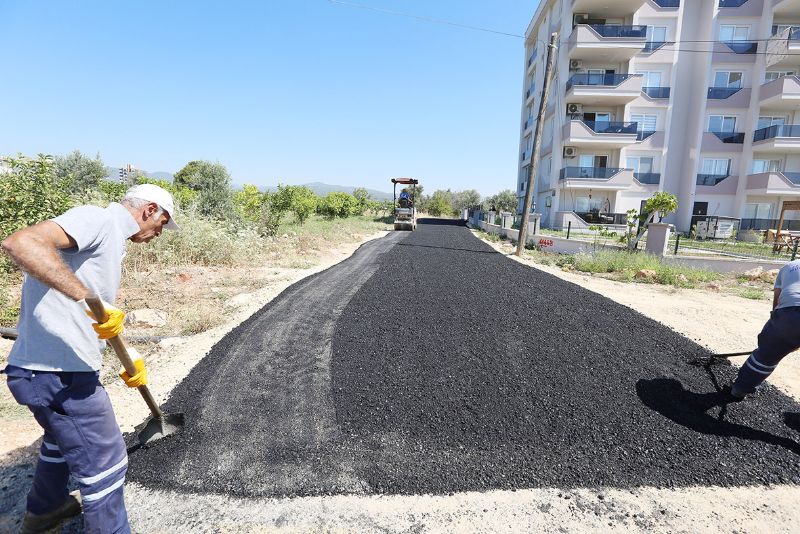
[325,0,524,38]
[325,1,800,57]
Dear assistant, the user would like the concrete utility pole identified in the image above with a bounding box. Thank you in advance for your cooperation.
[516,32,559,257]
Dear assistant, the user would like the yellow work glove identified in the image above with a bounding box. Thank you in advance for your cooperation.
[119,347,148,388]
[80,299,126,340]
[120,359,148,388]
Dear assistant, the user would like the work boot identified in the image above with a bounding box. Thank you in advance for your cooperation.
[20,491,82,534]
[724,384,747,402]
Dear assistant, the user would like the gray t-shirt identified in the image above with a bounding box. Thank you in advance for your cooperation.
[8,203,140,372]
[775,260,800,310]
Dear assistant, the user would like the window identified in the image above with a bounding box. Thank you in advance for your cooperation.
[764,71,795,83]
[575,197,604,212]
[520,181,526,192]
[719,25,749,42]
[713,71,743,88]
[708,115,737,132]
[578,155,608,169]
[702,158,731,176]
[751,159,781,173]
[773,24,800,36]
[757,116,786,129]
[647,26,667,43]
[587,68,616,85]
[636,70,663,87]
[631,113,658,132]
[627,156,655,174]
[744,203,773,219]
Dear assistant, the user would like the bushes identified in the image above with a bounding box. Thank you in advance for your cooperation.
[125,208,265,268]
[319,192,360,218]
[0,155,73,241]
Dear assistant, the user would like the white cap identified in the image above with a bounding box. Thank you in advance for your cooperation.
[123,184,180,230]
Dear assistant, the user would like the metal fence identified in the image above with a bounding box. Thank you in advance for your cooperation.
[670,233,799,261]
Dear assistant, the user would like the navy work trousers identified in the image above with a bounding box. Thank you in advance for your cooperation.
[5,365,130,534]
[733,307,800,395]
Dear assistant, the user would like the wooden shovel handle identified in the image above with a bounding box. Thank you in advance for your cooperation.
[85,295,164,419]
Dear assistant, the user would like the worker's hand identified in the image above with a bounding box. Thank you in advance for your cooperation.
[79,299,126,340]
[119,348,147,388]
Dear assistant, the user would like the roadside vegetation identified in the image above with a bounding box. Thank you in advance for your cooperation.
[0,153,392,328]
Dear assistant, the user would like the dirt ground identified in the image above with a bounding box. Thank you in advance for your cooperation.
[3,227,800,532]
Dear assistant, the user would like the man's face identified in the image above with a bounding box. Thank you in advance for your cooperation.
[130,203,171,243]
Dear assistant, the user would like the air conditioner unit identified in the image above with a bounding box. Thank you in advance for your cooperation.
[563,146,578,158]
[567,103,583,115]
[569,59,583,71]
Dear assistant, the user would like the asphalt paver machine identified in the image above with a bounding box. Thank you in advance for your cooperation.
[391,177,418,231]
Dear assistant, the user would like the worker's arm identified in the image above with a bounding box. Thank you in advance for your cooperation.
[773,288,782,311]
[1,221,90,301]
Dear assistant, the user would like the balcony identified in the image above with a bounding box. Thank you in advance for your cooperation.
[712,41,758,63]
[636,131,657,141]
[696,174,740,194]
[642,41,668,53]
[568,25,647,61]
[634,172,661,184]
[525,84,536,101]
[719,0,749,6]
[652,0,680,6]
[527,48,537,69]
[565,73,644,105]
[710,131,745,143]
[752,125,800,152]
[697,174,730,186]
[559,167,636,189]
[760,76,800,110]
[701,132,744,152]
[642,86,671,99]
[746,171,800,195]
[563,120,639,148]
[572,0,647,16]
[522,116,534,131]
[707,87,743,99]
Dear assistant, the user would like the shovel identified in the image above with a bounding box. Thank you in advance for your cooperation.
[86,295,184,447]
[688,349,754,367]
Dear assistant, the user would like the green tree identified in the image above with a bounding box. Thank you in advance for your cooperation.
[0,154,72,241]
[320,192,359,218]
[289,186,318,224]
[233,184,265,223]
[173,160,204,189]
[135,176,198,213]
[452,189,481,213]
[627,191,679,250]
[54,150,107,194]
[352,187,370,215]
[488,189,518,213]
[173,161,233,219]
[427,190,453,217]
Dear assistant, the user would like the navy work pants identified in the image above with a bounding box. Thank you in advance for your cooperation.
[5,365,130,534]
[733,307,800,395]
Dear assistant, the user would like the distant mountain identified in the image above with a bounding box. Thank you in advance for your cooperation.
[292,182,394,201]
[103,167,174,183]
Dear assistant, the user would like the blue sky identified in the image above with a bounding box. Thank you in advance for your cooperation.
[0,1,537,196]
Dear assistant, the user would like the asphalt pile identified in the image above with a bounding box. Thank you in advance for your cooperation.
[128,219,800,497]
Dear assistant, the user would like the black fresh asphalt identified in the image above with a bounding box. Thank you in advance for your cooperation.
[127,219,800,497]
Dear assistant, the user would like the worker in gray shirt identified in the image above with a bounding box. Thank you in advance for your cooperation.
[2,184,179,533]
[730,259,800,399]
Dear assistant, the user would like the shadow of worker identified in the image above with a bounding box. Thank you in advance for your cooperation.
[636,378,800,456]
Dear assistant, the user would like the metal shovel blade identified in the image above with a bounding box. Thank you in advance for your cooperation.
[137,413,185,447]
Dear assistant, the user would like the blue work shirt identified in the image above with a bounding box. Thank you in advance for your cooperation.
[775,260,800,310]
[7,203,140,372]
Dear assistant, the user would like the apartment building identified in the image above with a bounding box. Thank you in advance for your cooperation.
[518,0,800,233]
